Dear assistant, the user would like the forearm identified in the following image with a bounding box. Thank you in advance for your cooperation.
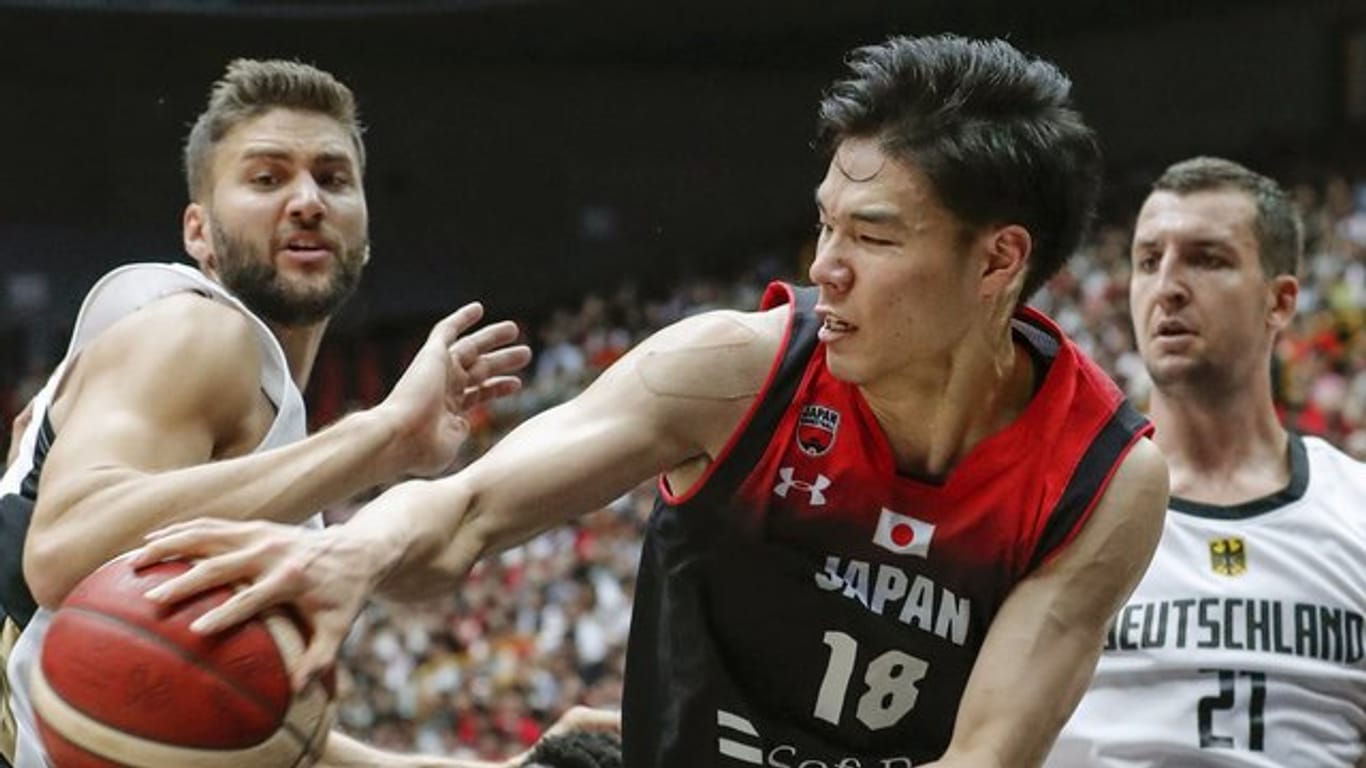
[319,729,511,768]
[938,623,1104,767]
[28,409,407,606]
[335,475,482,603]
[355,402,663,602]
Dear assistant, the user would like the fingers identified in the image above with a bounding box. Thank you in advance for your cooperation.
[293,626,344,691]
[428,302,486,349]
[187,572,286,634]
[134,519,256,567]
[475,343,533,373]
[549,706,622,736]
[458,347,532,388]
[449,320,525,370]
[459,377,523,409]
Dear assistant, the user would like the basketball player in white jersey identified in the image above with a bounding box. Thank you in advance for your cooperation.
[1047,157,1366,766]
[0,59,533,767]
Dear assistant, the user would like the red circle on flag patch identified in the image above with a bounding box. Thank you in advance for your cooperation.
[891,523,915,547]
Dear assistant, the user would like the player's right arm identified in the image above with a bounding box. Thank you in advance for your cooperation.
[28,295,527,609]
[137,306,785,685]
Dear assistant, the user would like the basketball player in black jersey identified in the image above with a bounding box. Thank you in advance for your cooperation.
[138,35,1170,767]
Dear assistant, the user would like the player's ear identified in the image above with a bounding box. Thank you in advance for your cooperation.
[979,224,1031,300]
[1266,273,1298,332]
[183,203,216,274]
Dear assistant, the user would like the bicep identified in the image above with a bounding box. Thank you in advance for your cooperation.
[460,357,716,538]
[458,309,776,545]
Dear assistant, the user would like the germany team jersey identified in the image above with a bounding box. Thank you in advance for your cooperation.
[623,282,1153,767]
[1050,434,1366,767]
[0,263,308,768]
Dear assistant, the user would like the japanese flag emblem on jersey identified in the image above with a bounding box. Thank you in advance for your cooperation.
[872,508,935,558]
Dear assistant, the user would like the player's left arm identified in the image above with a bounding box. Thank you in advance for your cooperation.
[318,730,512,767]
[316,706,620,767]
[928,438,1169,768]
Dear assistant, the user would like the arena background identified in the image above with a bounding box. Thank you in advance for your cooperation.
[1,0,1363,759]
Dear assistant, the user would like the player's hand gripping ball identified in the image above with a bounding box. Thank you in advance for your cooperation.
[33,557,334,767]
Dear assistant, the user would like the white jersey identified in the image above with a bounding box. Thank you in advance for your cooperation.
[1049,434,1366,767]
[0,263,309,768]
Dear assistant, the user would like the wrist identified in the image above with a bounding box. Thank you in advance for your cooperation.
[351,405,416,481]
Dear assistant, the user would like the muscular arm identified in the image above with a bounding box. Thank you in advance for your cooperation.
[930,438,1169,768]
[137,307,786,682]
[29,294,524,609]
[26,296,409,607]
[363,307,784,600]
[320,731,511,768]
[318,707,620,768]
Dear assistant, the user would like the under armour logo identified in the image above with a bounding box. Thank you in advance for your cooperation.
[774,467,831,506]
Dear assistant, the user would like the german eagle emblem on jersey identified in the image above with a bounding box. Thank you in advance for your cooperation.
[1209,537,1247,576]
[796,404,840,457]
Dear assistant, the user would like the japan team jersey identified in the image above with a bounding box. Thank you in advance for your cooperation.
[1050,434,1366,768]
[0,263,309,768]
[623,282,1153,767]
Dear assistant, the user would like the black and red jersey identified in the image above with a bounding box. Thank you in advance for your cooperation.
[623,282,1153,767]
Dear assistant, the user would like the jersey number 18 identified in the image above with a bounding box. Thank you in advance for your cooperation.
[814,631,929,731]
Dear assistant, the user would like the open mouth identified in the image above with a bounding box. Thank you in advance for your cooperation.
[823,316,856,333]
[279,235,336,262]
[1155,319,1193,338]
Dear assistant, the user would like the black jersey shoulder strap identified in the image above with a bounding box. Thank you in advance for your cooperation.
[0,413,56,629]
[680,284,821,512]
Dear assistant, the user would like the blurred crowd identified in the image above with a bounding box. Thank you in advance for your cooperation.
[0,171,1362,761]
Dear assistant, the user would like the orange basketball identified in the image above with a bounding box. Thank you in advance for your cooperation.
[32,557,334,767]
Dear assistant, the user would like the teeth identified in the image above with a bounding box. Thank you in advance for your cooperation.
[824,317,852,332]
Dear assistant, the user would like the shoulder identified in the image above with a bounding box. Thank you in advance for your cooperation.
[1106,438,1170,505]
[629,306,788,402]
[1080,438,1169,559]
[1058,438,1169,569]
[60,292,265,423]
[569,306,789,462]
[84,293,262,369]
[1301,435,1366,478]
[1299,435,1366,521]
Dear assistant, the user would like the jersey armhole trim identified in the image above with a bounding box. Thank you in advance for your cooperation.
[657,283,820,508]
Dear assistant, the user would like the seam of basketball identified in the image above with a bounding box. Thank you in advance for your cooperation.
[51,605,287,736]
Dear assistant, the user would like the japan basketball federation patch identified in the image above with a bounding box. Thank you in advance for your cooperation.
[1209,537,1247,577]
[796,404,840,457]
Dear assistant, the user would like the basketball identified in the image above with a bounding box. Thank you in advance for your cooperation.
[31,557,334,767]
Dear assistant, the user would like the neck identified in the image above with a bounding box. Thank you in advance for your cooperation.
[1148,379,1289,505]
[861,318,1032,479]
[268,319,329,391]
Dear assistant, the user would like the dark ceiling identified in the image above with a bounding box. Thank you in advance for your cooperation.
[1,0,1364,327]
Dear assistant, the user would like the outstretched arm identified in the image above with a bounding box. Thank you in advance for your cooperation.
[319,730,512,768]
[318,707,620,768]
[138,307,785,686]
[925,438,1169,768]
[28,296,527,608]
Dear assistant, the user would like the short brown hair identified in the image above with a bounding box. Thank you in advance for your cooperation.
[1151,157,1302,278]
[183,58,365,200]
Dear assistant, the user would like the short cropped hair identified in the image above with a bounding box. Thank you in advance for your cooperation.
[1151,156,1303,277]
[183,58,365,200]
[522,730,622,768]
[818,34,1103,302]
